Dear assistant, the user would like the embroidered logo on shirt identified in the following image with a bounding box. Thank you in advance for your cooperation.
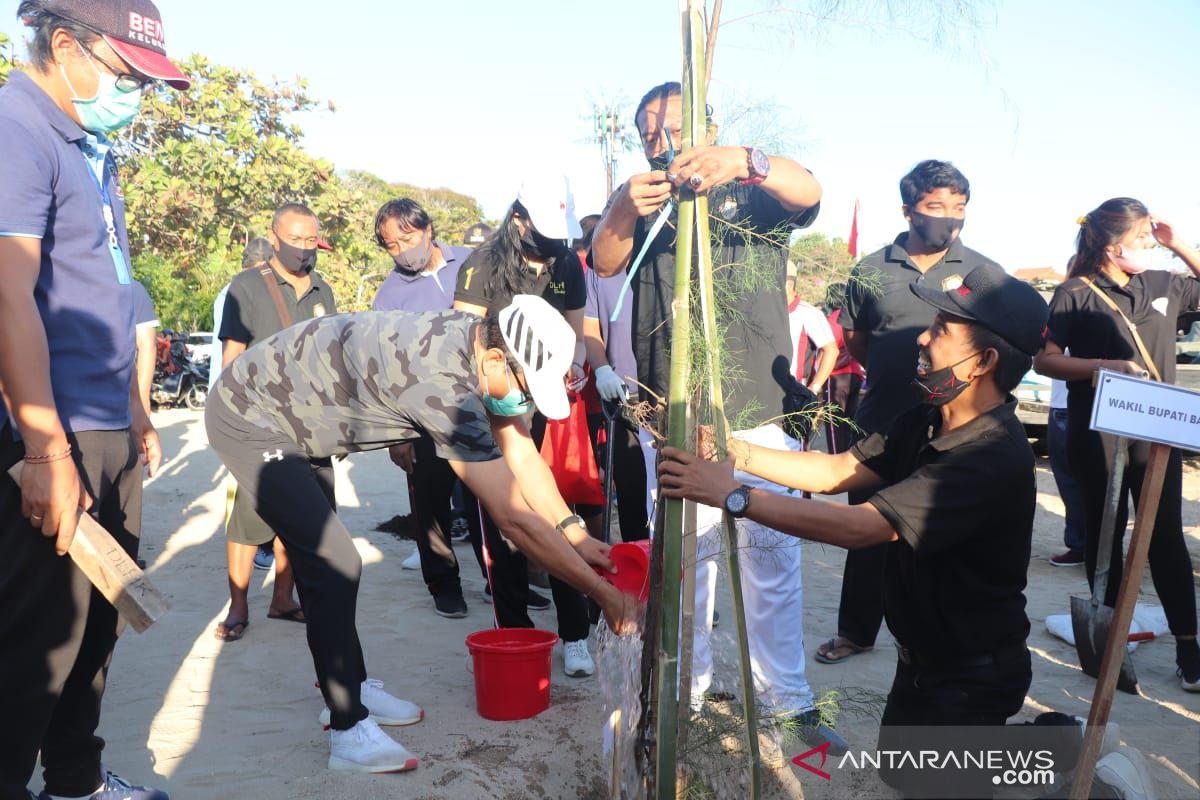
[548,281,566,295]
[1152,297,1169,316]
[263,449,284,462]
[313,303,327,317]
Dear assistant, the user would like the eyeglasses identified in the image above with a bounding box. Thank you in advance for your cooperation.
[86,47,155,93]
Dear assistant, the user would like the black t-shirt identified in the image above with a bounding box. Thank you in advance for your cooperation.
[851,401,1035,658]
[219,266,337,346]
[841,235,1000,435]
[1046,270,1200,421]
[454,243,586,315]
[615,182,818,428]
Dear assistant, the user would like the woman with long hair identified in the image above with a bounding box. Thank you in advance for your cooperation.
[1034,197,1200,692]
[454,177,598,678]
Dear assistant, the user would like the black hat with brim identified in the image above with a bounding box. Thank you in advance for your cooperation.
[910,262,1049,356]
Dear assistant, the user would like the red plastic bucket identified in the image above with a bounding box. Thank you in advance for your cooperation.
[594,539,652,601]
[465,628,558,721]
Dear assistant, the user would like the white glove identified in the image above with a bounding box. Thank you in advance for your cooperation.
[593,365,628,402]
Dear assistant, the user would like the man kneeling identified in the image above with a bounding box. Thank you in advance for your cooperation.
[206,295,639,773]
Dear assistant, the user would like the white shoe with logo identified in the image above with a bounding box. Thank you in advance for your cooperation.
[319,678,424,727]
[328,718,418,773]
[563,639,595,677]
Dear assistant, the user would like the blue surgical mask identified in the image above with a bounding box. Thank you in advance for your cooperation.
[482,368,534,417]
[61,50,143,134]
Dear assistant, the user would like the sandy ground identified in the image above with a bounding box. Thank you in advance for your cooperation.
[30,408,1199,800]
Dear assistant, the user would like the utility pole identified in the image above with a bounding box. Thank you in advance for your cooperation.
[593,103,628,199]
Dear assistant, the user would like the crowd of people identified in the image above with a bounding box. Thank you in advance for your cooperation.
[0,2,1197,799]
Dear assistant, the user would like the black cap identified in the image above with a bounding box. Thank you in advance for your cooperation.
[463,223,493,247]
[910,262,1048,356]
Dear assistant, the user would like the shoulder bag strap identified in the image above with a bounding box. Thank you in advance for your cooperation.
[258,266,294,329]
[1078,276,1162,382]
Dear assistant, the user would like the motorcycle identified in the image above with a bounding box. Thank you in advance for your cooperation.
[151,334,209,410]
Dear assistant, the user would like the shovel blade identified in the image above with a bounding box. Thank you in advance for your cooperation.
[1090,604,1141,695]
[1071,594,1100,677]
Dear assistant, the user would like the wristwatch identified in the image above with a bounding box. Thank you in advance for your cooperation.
[555,514,587,536]
[723,485,752,518]
[737,147,770,186]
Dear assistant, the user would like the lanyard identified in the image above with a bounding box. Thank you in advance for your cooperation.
[80,144,131,285]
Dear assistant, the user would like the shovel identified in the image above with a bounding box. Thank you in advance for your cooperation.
[1070,436,1140,694]
[599,395,623,545]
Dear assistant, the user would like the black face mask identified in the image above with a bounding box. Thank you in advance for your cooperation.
[520,227,562,261]
[911,351,979,406]
[648,152,673,172]
[274,239,317,275]
[909,210,964,251]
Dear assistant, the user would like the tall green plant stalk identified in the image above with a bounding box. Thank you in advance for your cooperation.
[652,2,703,796]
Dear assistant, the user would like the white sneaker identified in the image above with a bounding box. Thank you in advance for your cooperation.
[563,639,595,677]
[1074,716,1121,759]
[328,717,418,773]
[1095,746,1156,800]
[319,678,424,727]
[401,548,420,570]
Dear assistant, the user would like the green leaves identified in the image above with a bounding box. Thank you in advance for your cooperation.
[0,32,16,87]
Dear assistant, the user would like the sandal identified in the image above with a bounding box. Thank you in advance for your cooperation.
[814,637,872,664]
[267,607,306,624]
[214,619,249,641]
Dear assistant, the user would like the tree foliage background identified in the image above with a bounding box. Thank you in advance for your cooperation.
[0,44,488,331]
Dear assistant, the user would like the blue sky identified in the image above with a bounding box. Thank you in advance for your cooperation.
[6,0,1198,271]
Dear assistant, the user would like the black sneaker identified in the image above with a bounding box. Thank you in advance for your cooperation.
[792,709,850,756]
[449,518,470,543]
[433,591,468,619]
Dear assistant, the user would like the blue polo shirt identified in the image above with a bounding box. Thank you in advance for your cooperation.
[372,241,470,312]
[0,72,136,435]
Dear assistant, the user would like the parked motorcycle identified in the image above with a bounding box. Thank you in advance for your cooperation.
[151,333,209,410]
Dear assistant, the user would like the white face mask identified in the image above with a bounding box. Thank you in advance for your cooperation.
[1110,245,1155,275]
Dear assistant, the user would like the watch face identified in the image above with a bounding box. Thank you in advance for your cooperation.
[725,487,749,515]
[750,148,770,177]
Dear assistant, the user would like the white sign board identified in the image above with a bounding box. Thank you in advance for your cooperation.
[1090,369,1200,450]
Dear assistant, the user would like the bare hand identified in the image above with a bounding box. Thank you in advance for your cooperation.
[22,455,93,556]
[658,446,739,508]
[565,363,588,393]
[132,418,162,478]
[388,442,415,472]
[1151,216,1182,251]
[598,585,643,635]
[574,536,615,573]
[621,171,674,217]
[1106,359,1150,378]
[667,146,750,194]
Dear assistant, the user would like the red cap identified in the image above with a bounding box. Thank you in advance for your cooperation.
[317,238,333,252]
[39,0,190,90]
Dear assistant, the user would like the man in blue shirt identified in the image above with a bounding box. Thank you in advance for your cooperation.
[372,199,474,618]
[0,2,189,798]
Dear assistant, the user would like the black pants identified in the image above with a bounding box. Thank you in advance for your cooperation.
[878,648,1032,798]
[588,411,650,542]
[822,373,863,455]
[834,485,888,647]
[463,484,591,642]
[1067,423,1197,637]
[406,437,461,598]
[206,398,367,730]
[0,425,141,799]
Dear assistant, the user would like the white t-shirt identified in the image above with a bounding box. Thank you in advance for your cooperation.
[209,283,230,390]
[788,300,834,375]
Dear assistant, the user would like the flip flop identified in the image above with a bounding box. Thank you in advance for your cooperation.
[814,637,872,664]
[214,619,248,641]
[267,607,306,624]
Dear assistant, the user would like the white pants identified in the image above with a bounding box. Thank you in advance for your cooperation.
[689,424,813,714]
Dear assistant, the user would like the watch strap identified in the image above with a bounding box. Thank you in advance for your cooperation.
[555,514,586,536]
[737,147,768,186]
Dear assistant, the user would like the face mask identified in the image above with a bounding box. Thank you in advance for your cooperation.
[392,235,432,273]
[1110,245,1154,275]
[520,227,562,261]
[60,50,143,134]
[911,351,980,406]
[647,130,677,172]
[482,367,534,417]
[274,239,317,275]
[909,210,964,251]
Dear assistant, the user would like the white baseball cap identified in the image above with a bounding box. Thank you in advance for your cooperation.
[498,295,575,420]
[516,174,583,242]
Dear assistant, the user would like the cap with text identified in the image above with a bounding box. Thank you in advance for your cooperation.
[38,0,190,89]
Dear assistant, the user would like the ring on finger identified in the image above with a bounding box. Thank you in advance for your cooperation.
[30,514,43,523]
[689,174,703,188]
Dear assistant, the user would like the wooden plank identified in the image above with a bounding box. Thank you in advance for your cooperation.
[8,462,170,633]
[1069,442,1170,799]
